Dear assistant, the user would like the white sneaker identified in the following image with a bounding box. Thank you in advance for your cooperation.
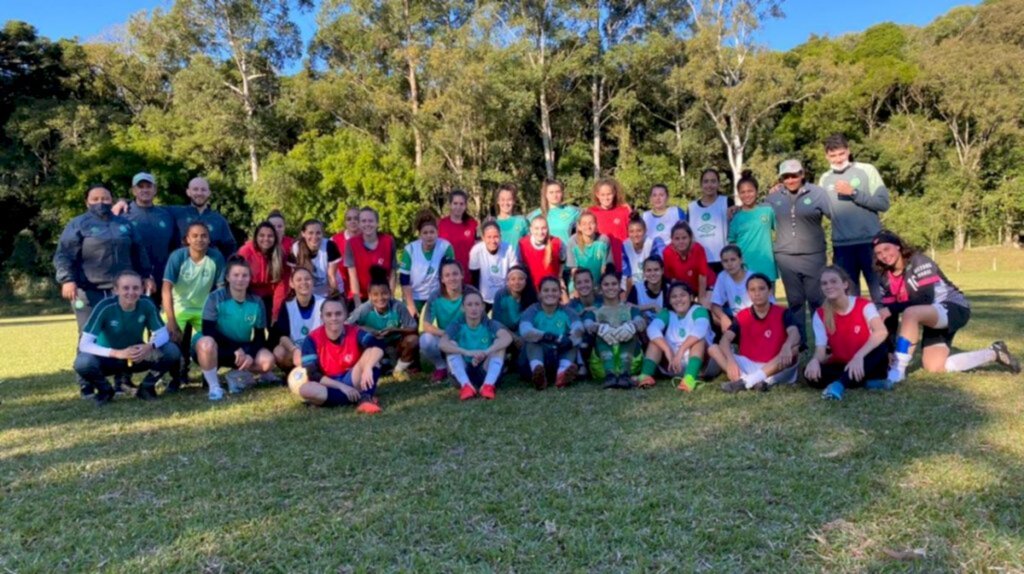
[208,386,225,401]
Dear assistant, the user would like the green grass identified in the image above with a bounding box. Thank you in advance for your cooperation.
[2,272,1023,572]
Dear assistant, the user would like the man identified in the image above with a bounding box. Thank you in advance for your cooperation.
[166,177,238,260]
[818,134,890,301]
[122,172,176,306]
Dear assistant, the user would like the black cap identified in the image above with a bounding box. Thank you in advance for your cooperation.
[872,230,902,248]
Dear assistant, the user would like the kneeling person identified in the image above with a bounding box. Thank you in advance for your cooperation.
[347,265,419,381]
[440,291,513,401]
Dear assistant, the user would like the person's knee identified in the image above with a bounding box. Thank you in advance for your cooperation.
[298,382,322,402]
[195,336,216,354]
[273,345,288,363]
[256,350,275,372]
[73,352,100,376]
[922,356,946,373]
[158,343,182,366]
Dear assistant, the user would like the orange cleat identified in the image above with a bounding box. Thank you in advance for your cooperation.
[555,364,578,388]
[355,400,382,414]
[459,385,477,401]
[531,365,548,390]
[480,384,496,400]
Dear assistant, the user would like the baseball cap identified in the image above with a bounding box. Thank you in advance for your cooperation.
[132,172,155,186]
[778,159,804,176]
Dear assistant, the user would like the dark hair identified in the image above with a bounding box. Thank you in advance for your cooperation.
[745,272,772,291]
[449,190,468,203]
[573,267,594,285]
[414,209,438,233]
[720,244,743,259]
[538,276,561,295]
[669,221,695,256]
[294,219,325,275]
[267,209,285,222]
[540,178,565,215]
[321,297,346,316]
[494,183,520,216]
[480,220,501,238]
[285,266,313,301]
[699,168,720,182]
[628,211,646,230]
[737,170,759,192]
[643,255,664,269]
[667,280,695,300]
[462,290,485,307]
[650,183,669,195]
[438,258,464,298]
[86,184,110,199]
[592,177,625,209]
[183,221,211,246]
[506,265,538,308]
[599,269,621,287]
[823,133,849,152]
[368,264,390,294]
[251,221,284,283]
[872,230,917,275]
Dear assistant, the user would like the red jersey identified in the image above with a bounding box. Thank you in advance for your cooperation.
[331,231,354,299]
[348,233,395,299]
[305,325,364,379]
[663,242,716,293]
[518,236,563,289]
[589,204,632,243]
[438,216,478,284]
[817,297,872,363]
[607,235,623,278]
[236,241,290,322]
[732,304,790,363]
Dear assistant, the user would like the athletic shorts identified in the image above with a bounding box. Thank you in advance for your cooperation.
[734,354,766,377]
[192,340,263,367]
[657,349,693,376]
[921,302,970,348]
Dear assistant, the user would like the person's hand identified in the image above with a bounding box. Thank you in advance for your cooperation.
[878,307,892,321]
[235,349,253,370]
[777,347,794,369]
[334,381,361,402]
[112,199,129,216]
[522,330,542,344]
[357,368,376,391]
[143,278,156,296]
[353,295,362,308]
[61,282,78,302]
[471,351,487,366]
[540,333,558,345]
[406,303,419,321]
[127,344,150,362]
[167,322,182,343]
[719,316,732,332]
[804,358,821,381]
[769,183,784,194]
[727,205,740,220]
[699,292,712,309]
[835,180,855,196]
[845,354,865,381]
[726,360,741,381]
[291,347,302,368]
[111,348,129,360]
[669,352,684,374]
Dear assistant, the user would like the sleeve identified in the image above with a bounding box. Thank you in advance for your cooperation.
[251,300,267,347]
[213,251,226,289]
[565,306,584,341]
[564,240,577,268]
[300,336,323,380]
[622,246,633,279]
[201,292,222,344]
[82,304,107,337]
[444,321,462,341]
[327,240,342,263]
[909,255,941,302]
[518,305,541,337]
[53,220,81,284]
[218,216,238,257]
[150,327,170,348]
[646,310,668,340]
[129,224,153,278]
[852,164,890,212]
[782,308,799,330]
[397,303,418,329]
[79,332,113,357]
[507,243,520,267]
[710,277,727,306]
[344,242,356,267]
[444,244,455,259]
[557,240,567,263]
[689,306,711,340]
[818,188,833,218]
[271,304,291,342]
[398,245,412,283]
[346,302,367,326]
[420,292,438,326]
[145,302,165,332]
[163,249,183,285]
[812,311,827,347]
[468,244,482,270]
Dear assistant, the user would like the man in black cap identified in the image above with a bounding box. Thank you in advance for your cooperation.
[122,172,177,308]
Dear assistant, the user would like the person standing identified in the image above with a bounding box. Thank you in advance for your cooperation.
[166,177,238,260]
[493,184,530,245]
[330,206,361,304]
[527,179,581,245]
[589,177,632,244]
[642,184,685,246]
[345,207,397,306]
[727,172,777,283]
[438,190,479,285]
[122,173,176,308]
[688,169,730,274]
[818,134,890,300]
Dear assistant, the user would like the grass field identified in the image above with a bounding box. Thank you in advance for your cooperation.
[2,270,1023,572]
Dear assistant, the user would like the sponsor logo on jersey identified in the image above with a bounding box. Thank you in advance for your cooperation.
[764,329,772,338]
[760,215,768,224]
[697,224,715,234]
[734,296,742,305]
[110,320,120,328]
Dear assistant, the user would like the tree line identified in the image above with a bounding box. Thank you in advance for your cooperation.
[2,0,1023,288]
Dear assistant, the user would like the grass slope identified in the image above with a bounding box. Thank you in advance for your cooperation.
[1,272,1022,572]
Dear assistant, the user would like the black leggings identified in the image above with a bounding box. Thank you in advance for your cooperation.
[806,343,889,389]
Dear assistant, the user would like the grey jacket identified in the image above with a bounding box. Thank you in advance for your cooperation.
[819,162,890,246]
[765,183,832,256]
[54,211,153,290]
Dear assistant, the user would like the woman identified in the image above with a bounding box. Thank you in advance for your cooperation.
[194,258,276,401]
[662,221,715,307]
[519,276,585,390]
[527,178,581,244]
[420,260,476,382]
[330,206,361,304]
[567,268,601,380]
[469,221,519,309]
[399,210,455,319]
[625,255,669,323]
[708,245,765,334]
[642,184,685,246]
[589,177,631,243]
[438,190,478,285]
[492,265,538,376]
[347,265,419,381]
[440,290,514,401]
[636,282,709,392]
[518,216,567,294]
[622,215,664,294]
[494,183,530,245]
[804,266,892,400]
[717,273,802,393]
[270,267,324,371]
[688,169,731,274]
[162,221,226,392]
[289,298,384,414]
[727,172,777,282]
[54,184,154,333]
[267,210,295,256]
[73,271,181,403]
[566,211,612,297]
[237,221,289,323]
[292,219,341,298]
[873,231,1019,383]
[345,207,397,306]
[591,271,645,389]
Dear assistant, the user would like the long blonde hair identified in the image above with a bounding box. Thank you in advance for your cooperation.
[820,265,853,334]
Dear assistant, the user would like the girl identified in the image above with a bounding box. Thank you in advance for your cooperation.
[267,210,295,258]
[347,266,419,382]
[330,206,361,304]
[873,231,1019,383]
[195,257,276,401]
[662,221,715,307]
[399,211,455,319]
[717,273,802,393]
[345,207,397,306]
[237,221,289,323]
[622,215,664,294]
[636,282,709,392]
[440,290,514,401]
[292,219,341,298]
[162,221,226,392]
[804,266,892,400]
[642,184,686,246]
[438,190,479,284]
[270,267,324,371]
[708,245,765,333]
[492,265,538,377]
[589,177,632,243]
[625,255,669,323]
[494,183,530,244]
[519,276,585,389]
[420,260,476,382]
[592,271,646,389]
[290,298,384,414]
[527,178,581,244]
[518,216,567,295]
[567,269,601,380]
[566,211,612,297]
[469,221,519,309]
[688,169,730,274]
[727,172,777,282]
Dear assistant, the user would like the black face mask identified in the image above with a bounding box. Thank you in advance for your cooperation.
[88,203,113,218]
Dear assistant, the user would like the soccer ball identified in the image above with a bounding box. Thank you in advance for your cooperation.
[288,367,309,394]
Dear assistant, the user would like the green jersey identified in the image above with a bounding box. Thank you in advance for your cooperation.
[347,299,417,332]
[202,288,266,344]
[496,215,529,245]
[528,205,581,244]
[83,297,164,350]
[519,303,581,337]
[163,247,225,312]
[727,206,777,281]
[423,288,476,330]
[445,318,505,352]
[566,235,612,293]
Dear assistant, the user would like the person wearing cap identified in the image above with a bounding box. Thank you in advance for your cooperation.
[765,159,832,345]
[818,134,890,301]
[122,173,177,307]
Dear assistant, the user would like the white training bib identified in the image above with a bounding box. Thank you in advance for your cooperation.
[643,207,684,246]
[688,197,729,263]
[407,238,451,301]
[285,295,325,344]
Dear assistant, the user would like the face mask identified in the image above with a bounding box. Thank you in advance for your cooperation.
[89,203,113,218]
[831,161,850,172]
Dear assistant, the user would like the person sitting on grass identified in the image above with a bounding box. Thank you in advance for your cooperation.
[636,282,709,392]
[717,273,801,393]
[519,276,585,390]
[440,290,514,401]
[491,265,538,376]
[567,268,601,380]
[194,257,276,401]
[623,214,664,295]
[420,259,477,383]
[74,271,181,404]
[161,221,225,392]
[289,298,383,414]
[347,265,419,381]
[663,220,715,307]
[872,230,1020,383]
[591,270,646,390]
[270,267,324,371]
[804,266,892,401]
[706,244,769,378]
[625,255,669,324]
[469,220,519,312]
[566,211,612,298]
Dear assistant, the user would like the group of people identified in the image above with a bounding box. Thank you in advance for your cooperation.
[58,134,1020,413]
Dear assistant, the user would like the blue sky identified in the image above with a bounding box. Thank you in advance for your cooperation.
[1,0,980,66]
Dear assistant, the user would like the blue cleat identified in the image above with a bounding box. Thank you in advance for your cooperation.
[864,379,895,391]
[822,381,845,401]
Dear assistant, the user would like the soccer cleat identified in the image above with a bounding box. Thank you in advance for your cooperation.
[226,370,254,394]
[750,382,770,393]
[675,375,697,392]
[555,364,578,388]
[531,365,548,390]
[459,385,478,401]
[991,341,1021,374]
[93,384,116,405]
[886,367,905,384]
[430,368,449,383]
[617,374,635,389]
[135,385,159,401]
[79,384,96,399]
[602,374,618,389]
[821,381,845,401]
[635,375,656,389]
[864,379,895,391]
[164,378,183,394]
[257,372,284,386]
[720,380,747,393]
[356,400,382,415]
[208,387,225,401]
[480,384,496,400]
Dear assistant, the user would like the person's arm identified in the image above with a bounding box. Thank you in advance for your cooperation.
[344,242,361,303]
[565,307,585,345]
[217,216,238,258]
[270,304,291,346]
[844,305,889,380]
[439,322,463,355]
[646,313,673,357]
[420,297,444,336]
[162,280,179,339]
[717,328,740,380]
[851,165,890,213]
[518,306,544,342]
[54,221,81,300]
[299,336,324,381]
[79,332,118,358]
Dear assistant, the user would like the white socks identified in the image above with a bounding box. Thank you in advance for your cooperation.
[741,368,766,389]
[203,369,221,391]
[557,359,572,374]
[447,355,471,387]
[484,357,504,386]
[395,360,412,374]
[945,349,996,372]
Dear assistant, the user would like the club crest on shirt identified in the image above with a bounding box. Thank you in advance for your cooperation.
[734,296,742,305]
[613,218,621,226]
[464,229,472,238]
[764,329,772,338]
[245,314,257,324]
[490,265,499,273]
[850,177,862,188]
[159,221,167,228]
[656,223,665,232]
[678,328,687,339]
[377,258,384,265]
[701,213,711,221]
[137,316,146,323]
[760,215,769,224]
[301,326,309,335]
[119,225,129,234]
[854,325,861,334]
[344,353,354,363]
[803,198,813,205]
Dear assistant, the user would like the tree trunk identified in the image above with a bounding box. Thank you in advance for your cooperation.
[674,120,685,180]
[728,126,744,204]
[954,215,966,253]
[591,75,602,179]
[403,0,423,171]
[539,84,555,179]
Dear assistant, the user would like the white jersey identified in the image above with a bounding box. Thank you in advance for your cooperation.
[646,305,711,353]
[688,196,729,263]
[292,239,332,297]
[404,238,452,302]
[710,269,774,314]
[284,295,325,344]
[622,237,660,286]
[643,207,685,246]
[469,241,519,303]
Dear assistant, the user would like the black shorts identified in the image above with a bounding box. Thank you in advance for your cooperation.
[193,340,263,367]
[921,303,970,348]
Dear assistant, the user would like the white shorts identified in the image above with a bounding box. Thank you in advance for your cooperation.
[735,354,798,385]
[931,302,949,329]
[734,354,766,376]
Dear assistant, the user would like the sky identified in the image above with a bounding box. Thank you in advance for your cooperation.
[1,0,982,66]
